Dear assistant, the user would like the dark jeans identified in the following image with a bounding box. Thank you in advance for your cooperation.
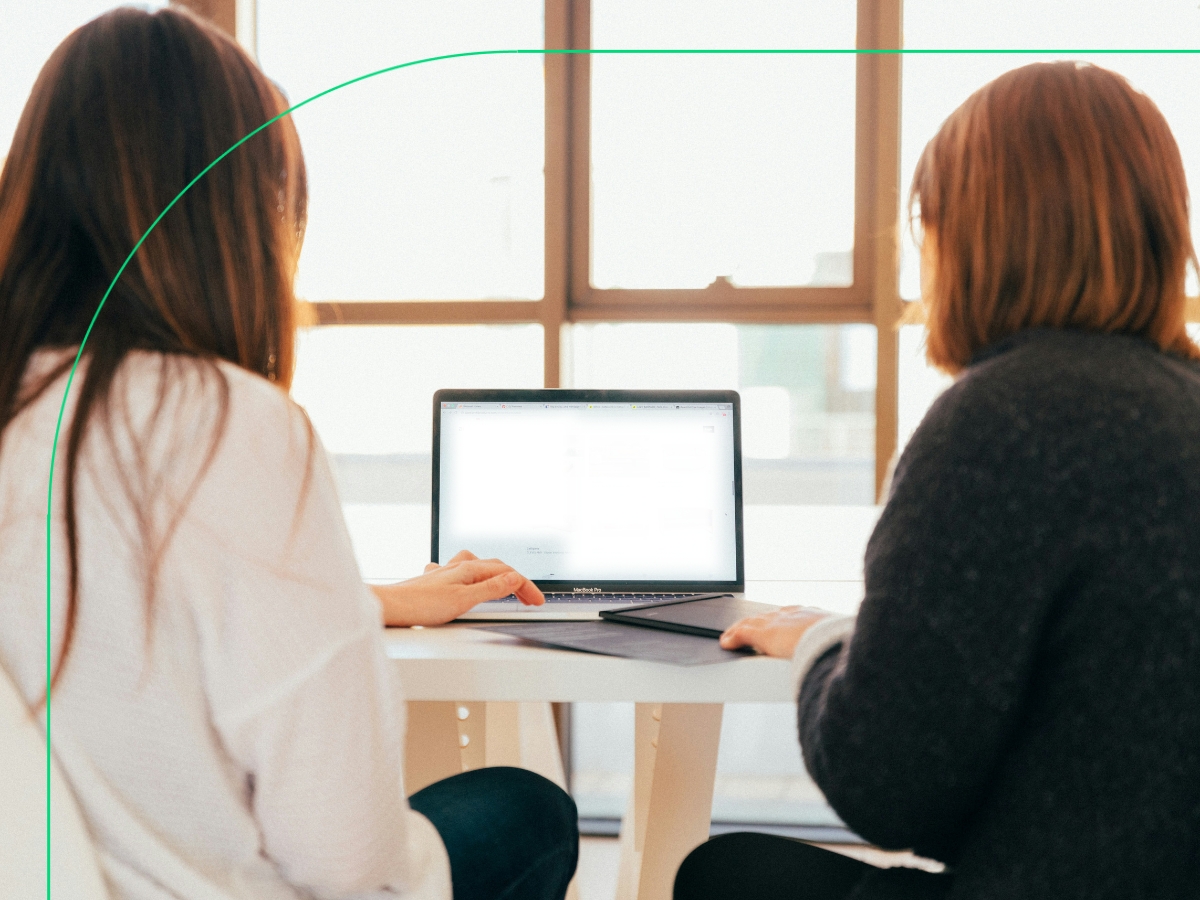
[409,766,578,900]
[674,833,951,900]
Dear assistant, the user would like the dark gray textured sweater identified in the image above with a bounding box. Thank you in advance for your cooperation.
[798,328,1200,899]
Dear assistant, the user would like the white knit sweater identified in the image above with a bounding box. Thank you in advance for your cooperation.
[0,350,451,900]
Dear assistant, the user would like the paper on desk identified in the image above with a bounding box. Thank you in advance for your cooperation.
[477,621,754,666]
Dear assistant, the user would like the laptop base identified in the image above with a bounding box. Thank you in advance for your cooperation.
[458,592,728,621]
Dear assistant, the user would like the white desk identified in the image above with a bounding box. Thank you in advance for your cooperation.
[363,506,878,900]
[385,581,862,705]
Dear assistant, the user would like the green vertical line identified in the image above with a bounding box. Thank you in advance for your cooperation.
[41,43,1200,899]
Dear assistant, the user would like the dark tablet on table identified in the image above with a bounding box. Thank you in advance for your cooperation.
[600,594,780,639]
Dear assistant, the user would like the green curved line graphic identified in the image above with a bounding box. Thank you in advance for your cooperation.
[42,44,1200,895]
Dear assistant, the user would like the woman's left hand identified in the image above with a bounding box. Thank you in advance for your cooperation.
[718,606,834,658]
[371,550,544,627]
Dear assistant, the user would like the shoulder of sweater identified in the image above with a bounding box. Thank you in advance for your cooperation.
[926,329,1196,430]
[963,328,1198,394]
[894,330,1200,510]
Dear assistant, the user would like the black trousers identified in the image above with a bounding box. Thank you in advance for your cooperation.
[410,766,579,900]
[674,833,952,900]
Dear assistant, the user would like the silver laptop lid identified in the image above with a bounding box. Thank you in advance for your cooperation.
[432,390,745,593]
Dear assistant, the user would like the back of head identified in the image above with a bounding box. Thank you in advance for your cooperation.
[910,61,1199,373]
[0,4,307,416]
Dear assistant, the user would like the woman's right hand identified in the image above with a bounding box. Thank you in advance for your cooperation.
[370,550,544,627]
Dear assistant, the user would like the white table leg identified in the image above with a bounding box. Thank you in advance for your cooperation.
[616,703,724,900]
[516,702,571,789]
[457,701,519,768]
[404,701,463,794]
[457,701,569,785]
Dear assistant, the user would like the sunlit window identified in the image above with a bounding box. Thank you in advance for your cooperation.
[590,0,857,290]
[257,0,545,301]
[571,323,876,504]
[291,324,544,577]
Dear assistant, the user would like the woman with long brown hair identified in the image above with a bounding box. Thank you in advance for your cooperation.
[0,7,575,899]
[677,62,1200,898]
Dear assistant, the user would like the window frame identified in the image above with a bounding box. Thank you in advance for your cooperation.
[204,0,905,501]
[168,0,1200,498]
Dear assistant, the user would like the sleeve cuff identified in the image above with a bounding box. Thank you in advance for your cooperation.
[790,615,855,696]
[402,810,454,900]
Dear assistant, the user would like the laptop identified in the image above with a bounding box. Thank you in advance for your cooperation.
[432,389,745,620]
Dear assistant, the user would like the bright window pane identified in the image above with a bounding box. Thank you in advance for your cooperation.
[257,1,544,301]
[292,324,543,510]
[1,3,165,160]
[570,323,876,504]
[590,1,857,290]
[900,1,1200,298]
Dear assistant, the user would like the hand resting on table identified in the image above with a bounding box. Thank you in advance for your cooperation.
[719,605,835,658]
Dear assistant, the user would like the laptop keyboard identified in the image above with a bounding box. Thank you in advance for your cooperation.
[497,593,707,604]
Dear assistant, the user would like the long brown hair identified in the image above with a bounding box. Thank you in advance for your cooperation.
[910,61,1200,373]
[0,7,307,694]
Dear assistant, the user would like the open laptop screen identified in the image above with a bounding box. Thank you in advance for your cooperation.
[433,390,743,590]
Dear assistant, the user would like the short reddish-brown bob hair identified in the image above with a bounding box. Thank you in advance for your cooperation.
[910,61,1200,373]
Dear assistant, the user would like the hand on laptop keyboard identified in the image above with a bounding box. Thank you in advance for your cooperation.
[371,550,544,625]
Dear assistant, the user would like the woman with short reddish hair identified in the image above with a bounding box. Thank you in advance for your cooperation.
[680,62,1200,899]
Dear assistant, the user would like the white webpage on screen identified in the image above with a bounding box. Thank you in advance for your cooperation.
[437,401,737,581]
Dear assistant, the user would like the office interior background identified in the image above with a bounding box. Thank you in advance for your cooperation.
[6,0,1200,836]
